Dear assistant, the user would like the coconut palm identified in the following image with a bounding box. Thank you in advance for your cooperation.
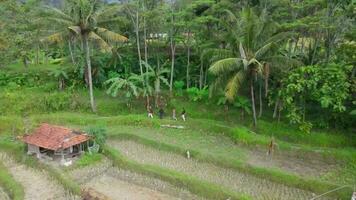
[209,8,296,127]
[41,0,127,112]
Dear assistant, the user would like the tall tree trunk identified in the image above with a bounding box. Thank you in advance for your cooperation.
[199,61,204,89]
[135,11,144,80]
[250,80,257,127]
[204,67,208,87]
[23,57,28,68]
[186,44,190,89]
[84,35,96,113]
[155,58,161,108]
[143,3,148,85]
[68,39,75,65]
[169,8,175,93]
[170,42,176,93]
[273,97,280,119]
[258,81,263,118]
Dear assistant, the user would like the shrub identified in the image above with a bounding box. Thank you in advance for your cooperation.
[186,86,209,102]
[85,125,108,151]
[174,81,184,96]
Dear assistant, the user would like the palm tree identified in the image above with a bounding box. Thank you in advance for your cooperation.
[49,68,69,90]
[105,73,141,108]
[142,61,170,107]
[42,0,127,112]
[209,8,294,127]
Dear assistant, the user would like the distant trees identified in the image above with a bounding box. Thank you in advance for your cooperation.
[0,0,354,130]
[42,0,127,112]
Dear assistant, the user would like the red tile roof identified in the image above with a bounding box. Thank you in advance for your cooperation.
[22,123,90,151]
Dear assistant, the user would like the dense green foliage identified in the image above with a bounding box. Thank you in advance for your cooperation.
[0,0,355,198]
[0,0,354,131]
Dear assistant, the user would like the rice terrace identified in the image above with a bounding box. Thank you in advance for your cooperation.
[0,0,355,200]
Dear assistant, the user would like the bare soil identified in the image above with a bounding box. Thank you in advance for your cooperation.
[244,146,339,177]
[67,157,204,200]
[109,140,333,200]
[0,153,78,200]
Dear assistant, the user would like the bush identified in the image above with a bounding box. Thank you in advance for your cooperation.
[85,125,108,149]
[174,81,184,96]
[75,153,103,168]
[186,86,209,102]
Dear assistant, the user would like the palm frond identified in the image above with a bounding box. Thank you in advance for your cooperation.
[159,77,170,87]
[266,55,302,71]
[201,48,234,64]
[225,71,245,101]
[41,33,64,43]
[68,26,81,35]
[41,6,73,21]
[209,58,242,75]
[45,17,73,26]
[95,27,128,42]
[88,32,111,52]
[265,32,295,45]
[255,42,275,59]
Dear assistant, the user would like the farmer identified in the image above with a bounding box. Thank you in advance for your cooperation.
[172,108,177,120]
[159,107,164,119]
[181,108,186,121]
[267,137,278,156]
[147,106,154,118]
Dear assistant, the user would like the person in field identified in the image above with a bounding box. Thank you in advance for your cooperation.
[181,108,186,121]
[159,107,164,119]
[172,108,177,120]
[147,106,154,118]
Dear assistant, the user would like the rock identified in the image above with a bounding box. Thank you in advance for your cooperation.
[81,187,111,200]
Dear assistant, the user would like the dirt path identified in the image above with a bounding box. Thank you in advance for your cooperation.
[0,187,10,200]
[109,140,333,200]
[0,153,77,200]
[67,157,204,200]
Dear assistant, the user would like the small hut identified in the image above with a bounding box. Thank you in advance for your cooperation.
[22,123,90,163]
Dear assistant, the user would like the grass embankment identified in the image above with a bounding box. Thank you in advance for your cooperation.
[102,145,251,200]
[0,161,24,200]
[0,113,355,198]
[108,133,353,199]
[0,139,81,196]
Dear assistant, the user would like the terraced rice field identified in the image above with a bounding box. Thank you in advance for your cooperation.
[0,153,78,200]
[67,157,204,200]
[108,126,339,178]
[0,187,10,200]
[109,140,334,200]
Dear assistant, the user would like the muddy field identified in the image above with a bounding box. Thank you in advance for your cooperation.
[0,153,78,200]
[67,157,204,200]
[109,140,334,200]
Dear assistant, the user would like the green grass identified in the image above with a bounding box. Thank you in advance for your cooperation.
[0,161,24,200]
[2,63,64,73]
[74,153,103,168]
[108,133,353,199]
[102,145,251,200]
